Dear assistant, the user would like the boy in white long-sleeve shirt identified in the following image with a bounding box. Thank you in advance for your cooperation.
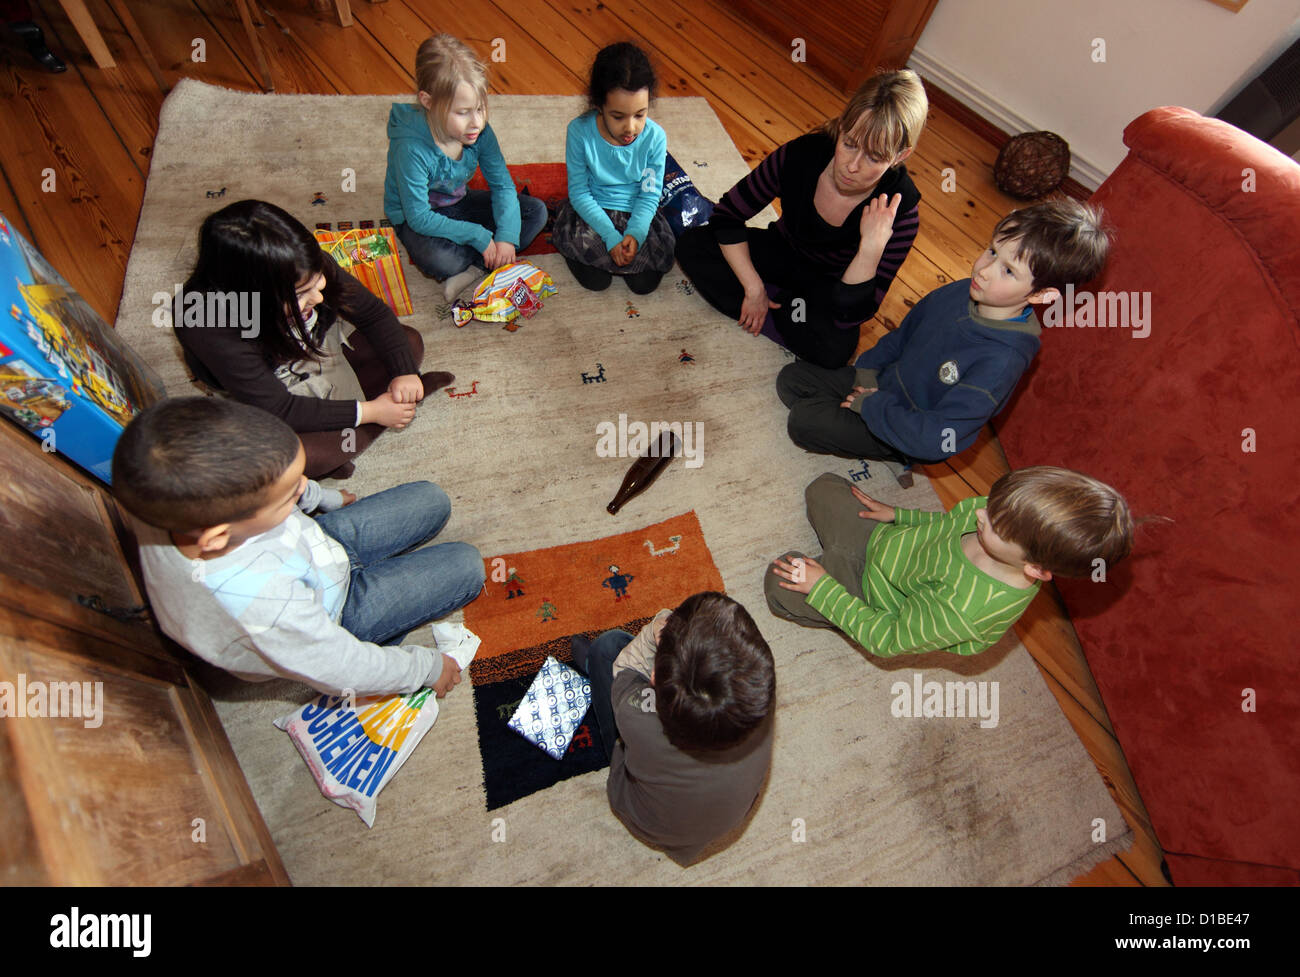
[112,397,484,697]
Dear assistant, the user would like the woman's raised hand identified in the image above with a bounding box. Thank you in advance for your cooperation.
[859,192,902,255]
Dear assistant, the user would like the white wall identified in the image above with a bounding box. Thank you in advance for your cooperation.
[910,0,1300,188]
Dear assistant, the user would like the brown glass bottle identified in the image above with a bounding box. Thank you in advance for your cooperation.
[607,431,681,515]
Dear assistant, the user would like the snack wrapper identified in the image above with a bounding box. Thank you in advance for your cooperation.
[452,261,556,328]
[274,688,438,827]
[658,152,714,237]
[507,656,592,760]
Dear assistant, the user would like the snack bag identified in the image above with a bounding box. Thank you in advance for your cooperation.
[658,152,714,237]
[275,688,439,827]
[452,261,556,329]
[507,655,592,760]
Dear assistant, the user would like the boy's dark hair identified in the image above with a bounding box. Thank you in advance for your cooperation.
[586,42,657,111]
[986,466,1133,578]
[112,397,301,532]
[182,199,339,366]
[653,592,775,753]
[992,198,1110,292]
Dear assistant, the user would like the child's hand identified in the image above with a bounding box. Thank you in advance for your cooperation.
[340,490,357,507]
[361,392,417,429]
[433,654,462,698]
[388,373,425,404]
[482,241,504,269]
[739,285,780,335]
[610,235,638,267]
[859,192,902,255]
[771,555,826,594]
[492,241,517,268]
[840,385,877,409]
[851,486,895,522]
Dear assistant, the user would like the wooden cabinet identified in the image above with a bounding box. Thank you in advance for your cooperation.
[729,0,941,92]
[0,421,287,885]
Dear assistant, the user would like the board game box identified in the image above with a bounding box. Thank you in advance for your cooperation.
[0,214,165,483]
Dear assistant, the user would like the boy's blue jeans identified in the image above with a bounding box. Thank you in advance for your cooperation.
[394,190,549,280]
[570,629,634,762]
[315,481,485,646]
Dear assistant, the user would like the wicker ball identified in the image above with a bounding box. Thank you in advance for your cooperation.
[994,131,1071,199]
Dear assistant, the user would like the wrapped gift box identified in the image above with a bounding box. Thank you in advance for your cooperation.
[507,656,592,760]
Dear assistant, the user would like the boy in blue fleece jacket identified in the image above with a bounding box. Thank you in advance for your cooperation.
[776,199,1109,463]
[383,34,546,298]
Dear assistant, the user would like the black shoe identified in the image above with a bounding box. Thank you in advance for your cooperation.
[569,634,593,673]
[420,371,455,397]
[11,21,67,73]
[625,269,664,295]
[564,257,612,292]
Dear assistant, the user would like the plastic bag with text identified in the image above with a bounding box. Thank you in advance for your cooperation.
[274,688,438,827]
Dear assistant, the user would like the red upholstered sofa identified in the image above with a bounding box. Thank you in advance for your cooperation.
[995,107,1300,884]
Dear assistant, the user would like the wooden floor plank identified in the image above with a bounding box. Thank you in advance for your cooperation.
[0,59,142,321]
[480,0,600,94]
[251,1,412,94]
[681,0,850,109]
[122,0,262,91]
[631,0,831,136]
[40,0,166,173]
[188,0,341,94]
[0,165,37,243]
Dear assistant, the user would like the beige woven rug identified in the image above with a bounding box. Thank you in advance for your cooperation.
[115,79,1129,884]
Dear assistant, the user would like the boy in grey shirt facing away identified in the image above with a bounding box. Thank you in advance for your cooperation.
[571,592,775,865]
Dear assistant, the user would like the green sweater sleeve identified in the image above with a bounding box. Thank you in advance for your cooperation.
[892,506,941,526]
[804,574,983,658]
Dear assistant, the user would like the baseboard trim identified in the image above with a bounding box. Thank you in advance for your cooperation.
[908,47,1108,196]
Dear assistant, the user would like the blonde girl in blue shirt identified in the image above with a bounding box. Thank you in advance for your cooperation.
[384,34,547,299]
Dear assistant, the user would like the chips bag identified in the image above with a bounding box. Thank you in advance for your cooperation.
[658,152,714,237]
[452,261,557,329]
[275,688,439,827]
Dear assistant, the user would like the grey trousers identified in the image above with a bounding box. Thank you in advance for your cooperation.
[765,472,883,626]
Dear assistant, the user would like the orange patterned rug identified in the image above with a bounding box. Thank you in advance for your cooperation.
[463,510,723,809]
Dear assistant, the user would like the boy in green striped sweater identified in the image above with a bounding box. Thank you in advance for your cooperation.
[766,467,1133,657]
